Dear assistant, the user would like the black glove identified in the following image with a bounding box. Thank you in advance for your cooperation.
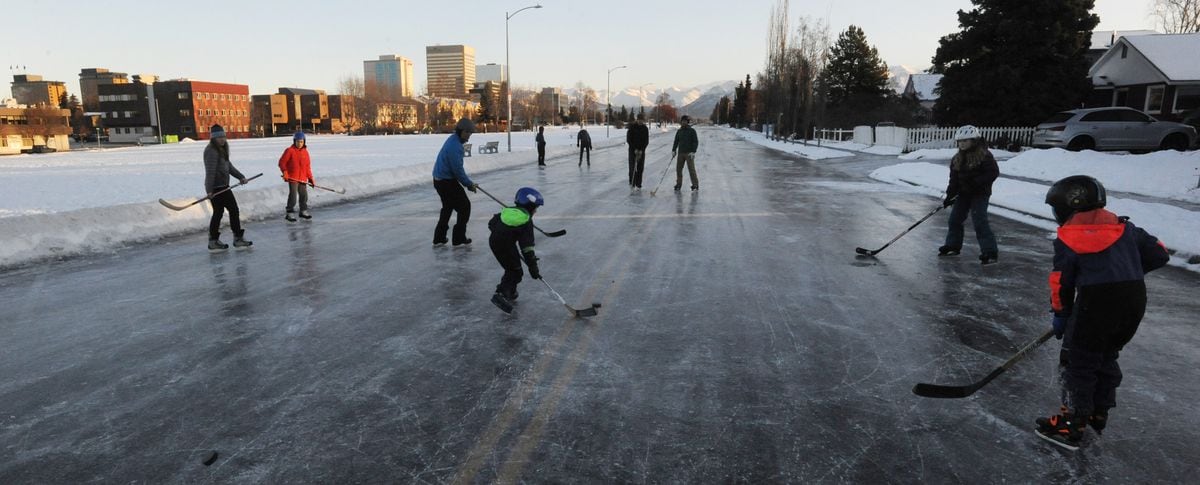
[467,184,478,193]
[528,264,541,280]
[943,196,956,208]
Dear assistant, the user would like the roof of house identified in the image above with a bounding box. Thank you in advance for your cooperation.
[905,74,943,101]
[1089,30,1158,50]
[1124,33,1200,81]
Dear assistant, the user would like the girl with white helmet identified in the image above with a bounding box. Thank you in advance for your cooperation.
[939,125,1000,265]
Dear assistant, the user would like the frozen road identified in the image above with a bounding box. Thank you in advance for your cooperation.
[2,128,1198,483]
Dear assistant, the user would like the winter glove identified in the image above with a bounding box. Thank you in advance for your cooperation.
[1052,315,1068,340]
[942,196,956,208]
[524,251,541,279]
[308,178,315,188]
[528,264,541,280]
[238,177,248,185]
[467,184,478,193]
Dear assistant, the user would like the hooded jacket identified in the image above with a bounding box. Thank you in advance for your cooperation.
[627,122,649,150]
[945,145,998,198]
[1049,208,1169,351]
[278,144,313,184]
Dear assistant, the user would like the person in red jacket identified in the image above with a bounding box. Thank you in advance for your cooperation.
[1035,175,1169,451]
[279,131,314,221]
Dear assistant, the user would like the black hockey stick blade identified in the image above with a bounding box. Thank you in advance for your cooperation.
[537,226,567,238]
[569,304,598,317]
[854,247,877,256]
[912,329,1054,399]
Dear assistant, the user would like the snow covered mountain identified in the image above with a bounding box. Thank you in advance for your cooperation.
[563,80,737,110]
[889,65,919,94]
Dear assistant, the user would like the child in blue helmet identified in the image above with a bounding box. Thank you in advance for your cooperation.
[488,187,544,313]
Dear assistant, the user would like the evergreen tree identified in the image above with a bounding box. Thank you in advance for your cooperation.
[821,25,890,107]
[931,0,1099,126]
[619,105,629,122]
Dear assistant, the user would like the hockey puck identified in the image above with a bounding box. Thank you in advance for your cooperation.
[202,451,218,466]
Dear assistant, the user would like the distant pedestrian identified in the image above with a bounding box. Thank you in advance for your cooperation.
[432,118,478,247]
[577,126,592,166]
[203,124,252,251]
[671,115,700,191]
[278,130,314,222]
[627,114,650,188]
[488,187,544,313]
[938,125,999,265]
[536,126,547,167]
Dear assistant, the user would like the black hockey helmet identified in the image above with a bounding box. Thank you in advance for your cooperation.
[1045,175,1106,225]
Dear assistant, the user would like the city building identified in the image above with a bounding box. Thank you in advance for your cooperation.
[11,74,68,108]
[470,80,505,122]
[476,63,506,84]
[154,79,251,140]
[96,74,159,143]
[78,68,130,112]
[250,93,297,137]
[328,95,357,133]
[0,105,72,155]
[418,96,480,132]
[540,87,564,122]
[426,45,475,99]
[364,54,415,101]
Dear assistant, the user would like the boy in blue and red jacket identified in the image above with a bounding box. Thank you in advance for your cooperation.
[1036,175,1170,450]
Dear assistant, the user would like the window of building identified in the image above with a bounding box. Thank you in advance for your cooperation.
[112,111,118,118]
[1145,86,1165,113]
[178,92,190,99]
[1174,86,1200,113]
[124,111,135,118]
[1120,44,1128,59]
[182,126,192,133]
[179,109,191,117]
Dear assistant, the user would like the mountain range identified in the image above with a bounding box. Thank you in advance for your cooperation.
[561,80,739,118]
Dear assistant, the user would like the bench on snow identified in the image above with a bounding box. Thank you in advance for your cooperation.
[479,141,500,154]
[463,143,472,157]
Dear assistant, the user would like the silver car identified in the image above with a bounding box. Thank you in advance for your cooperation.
[1032,107,1197,151]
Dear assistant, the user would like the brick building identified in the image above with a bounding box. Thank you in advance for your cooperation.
[154,80,251,139]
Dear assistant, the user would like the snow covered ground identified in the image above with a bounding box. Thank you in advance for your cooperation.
[0,125,631,267]
[729,128,854,160]
[873,150,1200,268]
[817,140,905,156]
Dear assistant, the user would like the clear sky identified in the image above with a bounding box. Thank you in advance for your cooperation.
[1,0,1157,99]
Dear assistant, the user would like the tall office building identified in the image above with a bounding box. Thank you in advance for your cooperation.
[426,45,475,99]
[11,74,68,108]
[364,55,415,101]
[79,68,130,111]
[476,63,506,84]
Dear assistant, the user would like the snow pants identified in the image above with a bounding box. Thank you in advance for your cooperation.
[537,143,546,166]
[433,178,471,244]
[490,240,524,298]
[208,188,243,240]
[944,194,997,253]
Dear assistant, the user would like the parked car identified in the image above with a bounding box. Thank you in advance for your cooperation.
[1032,107,1197,152]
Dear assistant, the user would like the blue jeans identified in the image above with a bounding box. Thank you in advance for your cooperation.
[944,195,997,253]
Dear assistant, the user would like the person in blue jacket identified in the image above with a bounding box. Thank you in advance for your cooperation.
[1035,175,1169,450]
[432,118,478,247]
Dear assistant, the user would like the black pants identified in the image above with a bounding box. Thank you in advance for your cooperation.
[490,240,524,297]
[433,179,471,244]
[537,143,546,165]
[629,148,646,187]
[579,146,590,165]
[208,188,242,240]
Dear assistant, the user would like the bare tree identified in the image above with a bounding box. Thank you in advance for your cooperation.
[1153,0,1200,33]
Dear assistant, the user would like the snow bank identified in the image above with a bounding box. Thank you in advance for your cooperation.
[899,148,1019,161]
[0,127,628,268]
[820,140,905,156]
[999,148,1200,203]
[728,128,853,160]
[870,162,1200,270]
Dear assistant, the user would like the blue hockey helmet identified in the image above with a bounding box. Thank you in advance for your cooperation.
[514,187,544,207]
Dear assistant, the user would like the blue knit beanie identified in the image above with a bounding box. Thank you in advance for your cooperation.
[293,130,306,142]
[210,124,226,138]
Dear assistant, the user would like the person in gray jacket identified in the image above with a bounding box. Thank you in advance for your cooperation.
[204,124,252,251]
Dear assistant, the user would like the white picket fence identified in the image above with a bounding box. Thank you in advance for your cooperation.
[905,126,1035,151]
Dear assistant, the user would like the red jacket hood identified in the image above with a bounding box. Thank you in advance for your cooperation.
[1057,209,1124,254]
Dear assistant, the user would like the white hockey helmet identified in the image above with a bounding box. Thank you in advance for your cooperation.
[954,125,981,141]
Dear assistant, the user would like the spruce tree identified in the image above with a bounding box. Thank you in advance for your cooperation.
[822,25,890,107]
[931,0,1098,126]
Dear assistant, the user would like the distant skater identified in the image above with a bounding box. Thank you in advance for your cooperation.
[203,124,252,251]
[577,126,592,166]
[627,114,649,188]
[536,126,547,167]
[278,130,314,222]
[671,115,699,191]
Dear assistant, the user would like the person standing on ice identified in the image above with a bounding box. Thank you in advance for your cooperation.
[278,130,314,222]
[627,114,649,188]
[432,118,478,247]
[203,124,251,251]
[671,115,699,191]
[938,125,999,264]
[488,187,544,311]
[535,126,547,167]
[1035,175,1169,450]
[576,125,592,167]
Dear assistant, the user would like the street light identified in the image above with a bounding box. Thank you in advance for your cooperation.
[505,3,543,153]
[606,65,626,138]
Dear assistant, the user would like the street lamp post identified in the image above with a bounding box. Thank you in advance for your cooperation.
[506,4,543,153]
[606,65,626,138]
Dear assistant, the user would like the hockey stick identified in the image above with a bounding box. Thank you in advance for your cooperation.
[648,154,676,197]
[284,177,346,194]
[855,197,955,256]
[476,185,566,238]
[540,278,600,318]
[912,329,1054,399]
[158,173,263,211]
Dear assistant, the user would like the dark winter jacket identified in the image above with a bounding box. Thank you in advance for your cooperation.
[627,123,649,150]
[535,131,546,146]
[204,142,246,193]
[488,207,538,267]
[1049,209,1169,352]
[945,147,998,199]
[672,125,698,154]
[577,129,592,149]
[432,133,474,187]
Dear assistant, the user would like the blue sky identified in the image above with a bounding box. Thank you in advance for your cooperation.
[2,0,1154,98]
